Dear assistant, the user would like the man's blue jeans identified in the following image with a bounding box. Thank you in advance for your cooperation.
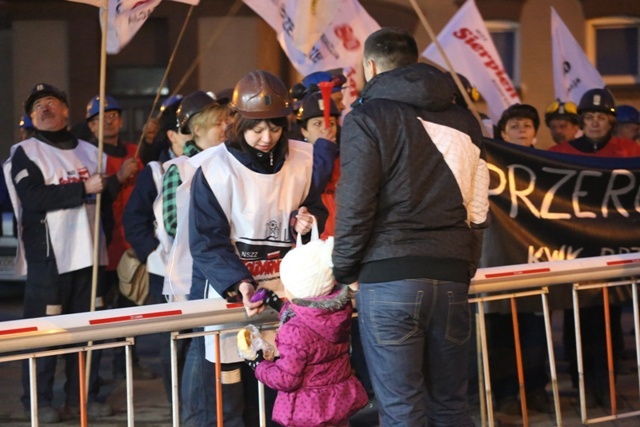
[355,278,473,427]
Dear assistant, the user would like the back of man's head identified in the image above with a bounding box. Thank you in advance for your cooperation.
[364,27,418,74]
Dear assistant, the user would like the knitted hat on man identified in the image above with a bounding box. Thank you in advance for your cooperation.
[280,237,335,299]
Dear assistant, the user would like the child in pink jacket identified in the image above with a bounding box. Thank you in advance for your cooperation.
[240,237,367,427]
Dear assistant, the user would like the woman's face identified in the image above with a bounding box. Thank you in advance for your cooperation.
[195,112,231,150]
[243,120,283,152]
[300,116,337,145]
[501,118,536,147]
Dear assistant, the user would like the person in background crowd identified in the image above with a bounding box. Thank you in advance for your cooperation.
[4,83,114,423]
[289,71,346,140]
[446,72,494,138]
[122,95,191,404]
[139,94,184,165]
[157,90,237,426]
[296,92,339,238]
[18,114,36,141]
[614,104,640,143]
[498,103,540,147]
[550,88,640,408]
[490,103,554,416]
[544,100,582,145]
[85,94,153,382]
[161,90,229,241]
[332,28,489,426]
[188,70,327,427]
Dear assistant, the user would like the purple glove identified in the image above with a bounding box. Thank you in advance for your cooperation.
[250,289,284,312]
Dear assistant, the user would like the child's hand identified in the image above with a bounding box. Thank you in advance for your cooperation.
[244,349,265,370]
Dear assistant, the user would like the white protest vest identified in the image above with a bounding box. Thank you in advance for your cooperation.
[162,150,218,301]
[145,161,171,277]
[200,140,313,363]
[2,138,107,275]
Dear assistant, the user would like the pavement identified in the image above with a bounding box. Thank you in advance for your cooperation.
[1,284,639,426]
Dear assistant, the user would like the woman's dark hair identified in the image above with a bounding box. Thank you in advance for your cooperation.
[226,114,289,157]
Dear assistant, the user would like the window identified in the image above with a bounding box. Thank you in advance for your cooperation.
[109,67,169,97]
[486,21,520,87]
[586,17,640,85]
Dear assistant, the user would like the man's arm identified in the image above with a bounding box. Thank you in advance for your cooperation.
[332,112,382,284]
[189,168,254,297]
[11,146,86,212]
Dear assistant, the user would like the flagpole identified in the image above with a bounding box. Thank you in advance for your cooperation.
[173,0,244,95]
[408,0,489,136]
[134,4,196,157]
[86,0,109,403]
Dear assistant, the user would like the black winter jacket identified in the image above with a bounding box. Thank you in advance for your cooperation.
[332,63,489,285]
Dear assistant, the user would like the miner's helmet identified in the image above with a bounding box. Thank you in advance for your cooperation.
[615,105,640,124]
[85,94,122,121]
[231,70,292,119]
[24,83,68,115]
[447,73,480,108]
[176,90,216,134]
[577,88,616,116]
[19,114,35,130]
[296,91,340,122]
[160,94,183,113]
[544,100,580,126]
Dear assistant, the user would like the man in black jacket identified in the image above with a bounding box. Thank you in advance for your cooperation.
[332,28,489,426]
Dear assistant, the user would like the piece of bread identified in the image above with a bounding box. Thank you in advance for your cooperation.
[237,328,253,357]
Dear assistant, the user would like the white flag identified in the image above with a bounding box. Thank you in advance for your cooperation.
[291,0,342,55]
[105,0,199,55]
[243,0,380,76]
[422,0,520,123]
[551,7,604,105]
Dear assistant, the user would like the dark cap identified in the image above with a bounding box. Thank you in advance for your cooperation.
[24,83,68,115]
[497,104,540,133]
[176,90,215,134]
[158,101,181,133]
[297,91,340,122]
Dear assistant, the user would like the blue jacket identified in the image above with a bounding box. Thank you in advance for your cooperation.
[188,140,331,301]
[122,163,164,295]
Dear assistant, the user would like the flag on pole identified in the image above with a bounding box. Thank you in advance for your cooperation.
[422,0,520,123]
[105,0,199,55]
[243,0,380,76]
[551,7,604,105]
[291,0,343,55]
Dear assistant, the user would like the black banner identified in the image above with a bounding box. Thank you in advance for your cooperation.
[481,139,640,268]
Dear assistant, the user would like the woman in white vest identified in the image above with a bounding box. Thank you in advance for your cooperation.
[183,70,327,427]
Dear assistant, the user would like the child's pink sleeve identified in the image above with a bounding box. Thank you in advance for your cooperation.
[255,323,309,392]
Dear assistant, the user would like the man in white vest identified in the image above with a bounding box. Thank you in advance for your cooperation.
[4,83,114,423]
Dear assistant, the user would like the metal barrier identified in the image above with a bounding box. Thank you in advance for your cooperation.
[2,252,640,426]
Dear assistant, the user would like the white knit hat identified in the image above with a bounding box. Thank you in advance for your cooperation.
[280,237,335,299]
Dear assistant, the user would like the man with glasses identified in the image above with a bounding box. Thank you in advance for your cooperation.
[3,83,114,422]
[544,100,582,145]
